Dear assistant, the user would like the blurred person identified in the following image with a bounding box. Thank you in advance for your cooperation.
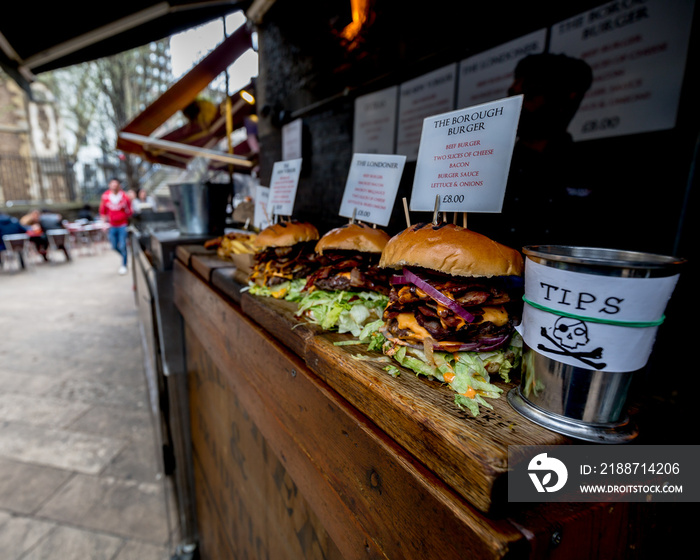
[19,209,46,258]
[20,208,40,228]
[19,208,66,260]
[39,209,70,261]
[77,204,94,221]
[99,178,132,274]
[131,188,156,214]
[0,212,29,267]
[38,209,64,231]
[0,212,27,247]
[470,53,594,249]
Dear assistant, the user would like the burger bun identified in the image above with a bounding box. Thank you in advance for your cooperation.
[254,221,319,249]
[379,222,523,277]
[315,222,390,255]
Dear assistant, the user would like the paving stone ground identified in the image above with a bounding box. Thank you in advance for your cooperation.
[0,242,179,560]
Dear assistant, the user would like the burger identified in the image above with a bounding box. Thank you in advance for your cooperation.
[296,222,392,339]
[375,222,524,416]
[247,220,320,300]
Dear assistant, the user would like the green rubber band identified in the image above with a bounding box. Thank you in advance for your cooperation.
[522,297,665,328]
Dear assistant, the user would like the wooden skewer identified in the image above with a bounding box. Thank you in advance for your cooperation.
[402,197,411,228]
[462,212,467,229]
[350,208,357,224]
[432,194,440,225]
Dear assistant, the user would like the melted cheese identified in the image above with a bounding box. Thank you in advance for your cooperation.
[395,305,509,349]
[435,340,467,350]
[479,305,509,326]
[396,313,432,340]
[395,315,469,351]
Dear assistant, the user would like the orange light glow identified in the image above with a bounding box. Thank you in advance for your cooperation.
[340,0,370,42]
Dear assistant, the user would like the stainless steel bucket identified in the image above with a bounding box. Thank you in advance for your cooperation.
[507,245,685,443]
[169,182,231,235]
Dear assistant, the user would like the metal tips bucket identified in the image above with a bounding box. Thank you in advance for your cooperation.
[169,182,231,235]
[507,245,685,443]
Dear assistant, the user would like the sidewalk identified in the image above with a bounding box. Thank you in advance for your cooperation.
[0,246,178,559]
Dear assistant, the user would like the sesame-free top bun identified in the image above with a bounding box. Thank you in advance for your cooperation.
[379,222,523,278]
[315,223,390,255]
[253,221,319,249]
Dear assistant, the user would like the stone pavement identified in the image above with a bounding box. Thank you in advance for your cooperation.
[0,244,179,559]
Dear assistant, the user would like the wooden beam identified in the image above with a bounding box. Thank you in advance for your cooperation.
[117,24,252,156]
[118,132,254,168]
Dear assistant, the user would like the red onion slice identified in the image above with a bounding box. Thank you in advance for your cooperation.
[444,335,510,352]
[402,268,476,323]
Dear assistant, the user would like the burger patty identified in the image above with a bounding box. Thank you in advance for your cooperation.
[383,276,521,344]
[251,242,319,287]
[305,251,391,295]
[384,304,514,341]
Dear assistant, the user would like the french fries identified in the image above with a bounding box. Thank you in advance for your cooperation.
[217,232,257,259]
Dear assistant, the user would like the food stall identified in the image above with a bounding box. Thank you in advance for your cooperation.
[136,0,696,557]
[166,1,697,557]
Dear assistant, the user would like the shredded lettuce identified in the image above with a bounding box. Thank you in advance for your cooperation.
[248,278,307,301]
[382,333,523,416]
[296,289,388,338]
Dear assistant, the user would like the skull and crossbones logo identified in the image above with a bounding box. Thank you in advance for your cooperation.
[553,317,589,349]
[537,317,607,370]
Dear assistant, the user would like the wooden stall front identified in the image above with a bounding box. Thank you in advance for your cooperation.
[173,245,672,560]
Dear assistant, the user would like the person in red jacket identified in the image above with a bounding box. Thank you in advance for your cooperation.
[99,177,133,275]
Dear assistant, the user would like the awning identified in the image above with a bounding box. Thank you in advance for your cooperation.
[116,23,258,171]
[0,0,253,94]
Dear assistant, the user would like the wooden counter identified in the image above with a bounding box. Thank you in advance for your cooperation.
[173,247,664,559]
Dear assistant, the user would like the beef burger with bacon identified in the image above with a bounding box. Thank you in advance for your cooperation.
[296,222,391,338]
[248,221,319,300]
[376,222,524,415]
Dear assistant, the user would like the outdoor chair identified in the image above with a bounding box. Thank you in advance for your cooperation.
[46,229,72,263]
[1,233,32,272]
[85,223,108,253]
[69,226,93,255]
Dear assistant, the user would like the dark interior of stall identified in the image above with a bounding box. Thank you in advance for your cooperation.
[252,0,698,445]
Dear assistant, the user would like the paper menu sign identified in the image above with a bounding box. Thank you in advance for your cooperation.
[550,0,694,140]
[268,158,303,217]
[253,185,271,231]
[457,29,546,108]
[282,119,303,161]
[353,86,398,154]
[396,64,457,161]
[410,95,522,213]
[338,153,407,227]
